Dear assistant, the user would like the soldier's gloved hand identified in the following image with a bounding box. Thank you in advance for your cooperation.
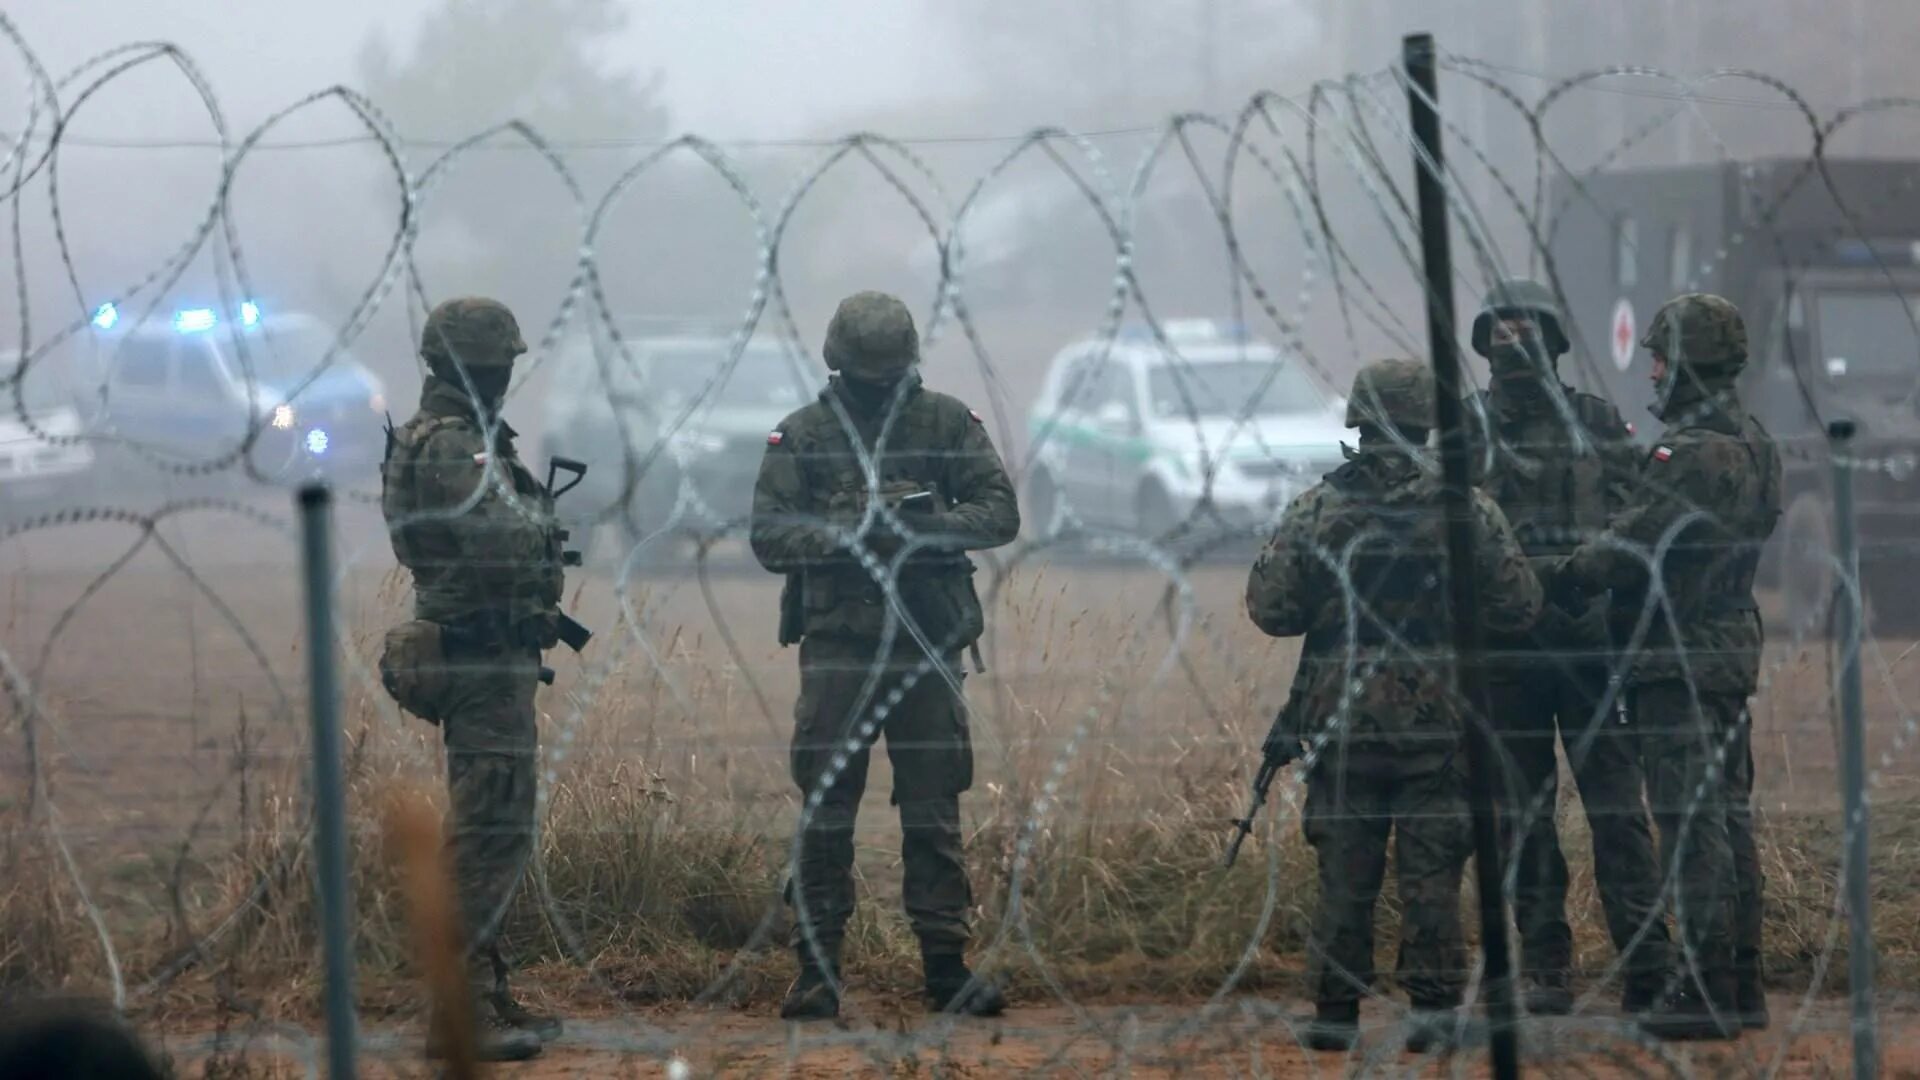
[1260,711,1303,766]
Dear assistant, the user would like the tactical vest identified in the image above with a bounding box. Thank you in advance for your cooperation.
[793,390,984,649]
[1474,390,1613,556]
[1668,412,1781,620]
[380,410,561,632]
[1316,462,1449,648]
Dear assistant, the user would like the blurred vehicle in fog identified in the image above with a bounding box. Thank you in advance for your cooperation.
[1552,158,1920,631]
[51,302,388,494]
[1024,318,1348,551]
[1,353,96,524]
[539,320,825,566]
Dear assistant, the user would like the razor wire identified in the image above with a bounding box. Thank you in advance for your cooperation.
[0,12,1917,1077]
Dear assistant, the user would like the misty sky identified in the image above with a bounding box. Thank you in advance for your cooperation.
[8,1,981,139]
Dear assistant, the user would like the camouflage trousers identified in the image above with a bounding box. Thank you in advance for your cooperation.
[1489,665,1671,995]
[439,646,540,997]
[1632,682,1762,998]
[1302,745,1470,1008]
[787,636,976,960]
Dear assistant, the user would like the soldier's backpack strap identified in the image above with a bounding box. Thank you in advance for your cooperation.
[384,413,471,568]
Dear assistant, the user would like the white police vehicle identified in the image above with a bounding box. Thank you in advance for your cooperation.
[1,353,97,523]
[72,301,387,487]
[1024,320,1349,543]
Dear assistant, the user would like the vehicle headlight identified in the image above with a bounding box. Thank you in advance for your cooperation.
[271,404,296,430]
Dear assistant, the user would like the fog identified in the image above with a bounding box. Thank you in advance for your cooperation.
[5,0,1917,463]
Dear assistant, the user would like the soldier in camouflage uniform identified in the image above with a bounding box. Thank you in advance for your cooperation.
[750,292,1019,1020]
[1247,359,1541,1053]
[1561,294,1781,1040]
[1464,279,1673,1015]
[380,298,565,1062]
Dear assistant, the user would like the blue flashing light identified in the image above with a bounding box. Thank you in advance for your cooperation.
[240,301,261,327]
[174,308,217,333]
[91,302,118,330]
[305,428,330,456]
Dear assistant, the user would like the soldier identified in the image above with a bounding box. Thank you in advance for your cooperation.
[1247,359,1541,1053]
[379,298,566,1062]
[1560,293,1781,1040]
[1464,279,1673,1016]
[750,291,1019,1020]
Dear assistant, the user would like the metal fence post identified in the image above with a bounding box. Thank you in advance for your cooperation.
[1828,419,1876,1079]
[1403,32,1521,1079]
[299,482,358,1079]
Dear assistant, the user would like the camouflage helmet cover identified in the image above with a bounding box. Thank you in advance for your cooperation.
[1346,358,1437,432]
[1471,277,1570,357]
[1640,292,1747,377]
[420,297,527,369]
[823,291,919,380]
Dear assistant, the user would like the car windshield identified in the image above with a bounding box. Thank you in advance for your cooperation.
[645,343,817,410]
[1816,292,1920,384]
[231,319,352,385]
[1147,356,1325,419]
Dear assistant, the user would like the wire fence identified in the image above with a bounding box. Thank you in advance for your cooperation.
[3,10,1919,1076]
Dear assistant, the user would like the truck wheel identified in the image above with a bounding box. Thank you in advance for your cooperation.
[1780,492,1837,639]
[1136,481,1178,542]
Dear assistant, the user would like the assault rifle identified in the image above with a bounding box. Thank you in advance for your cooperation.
[544,454,594,660]
[1223,701,1304,868]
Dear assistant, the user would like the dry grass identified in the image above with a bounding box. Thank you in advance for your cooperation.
[3,544,1920,1032]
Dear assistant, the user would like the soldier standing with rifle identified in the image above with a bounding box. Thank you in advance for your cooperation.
[1463,279,1673,1016]
[1243,359,1540,1053]
[1560,294,1781,1040]
[750,292,1019,1021]
[379,298,589,1062]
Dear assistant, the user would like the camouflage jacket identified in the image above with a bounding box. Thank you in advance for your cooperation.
[1246,445,1541,749]
[749,374,1019,644]
[1464,385,1638,666]
[381,375,563,641]
[1563,394,1781,693]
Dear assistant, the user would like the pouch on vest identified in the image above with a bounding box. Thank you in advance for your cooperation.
[900,564,985,651]
[379,619,452,724]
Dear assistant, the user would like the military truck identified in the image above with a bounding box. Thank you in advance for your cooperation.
[1548,158,1920,632]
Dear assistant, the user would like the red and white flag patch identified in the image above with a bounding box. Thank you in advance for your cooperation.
[1624,421,1636,436]
[473,452,490,465]
[766,430,784,446]
[1652,445,1674,462]
[968,408,984,423]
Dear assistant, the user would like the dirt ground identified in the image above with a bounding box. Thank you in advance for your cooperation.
[162,995,1920,1077]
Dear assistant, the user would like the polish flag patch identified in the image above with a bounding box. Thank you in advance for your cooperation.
[473,452,489,465]
[1625,421,1636,436]
[1652,445,1674,462]
[968,409,984,423]
[767,430,784,446]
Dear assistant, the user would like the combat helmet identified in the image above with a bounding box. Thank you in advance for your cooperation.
[1346,358,1436,435]
[420,297,527,370]
[1640,292,1747,379]
[1471,277,1570,359]
[823,291,919,382]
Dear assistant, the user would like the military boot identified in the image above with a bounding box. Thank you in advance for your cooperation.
[1523,970,1574,1017]
[1404,1007,1462,1055]
[486,989,563,1043]
[923,951,1007,1017]
[780,946,842,1021]
[424,1007,544,1062]
[1638,983,1736,1041]
[1304,1001,1358,1052]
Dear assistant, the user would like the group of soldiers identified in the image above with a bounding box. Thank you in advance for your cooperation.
[375,280,1778,1060]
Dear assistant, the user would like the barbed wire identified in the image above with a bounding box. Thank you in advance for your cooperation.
[2,10,1918,1076]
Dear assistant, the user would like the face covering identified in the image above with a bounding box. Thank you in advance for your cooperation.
[836,373,906,414]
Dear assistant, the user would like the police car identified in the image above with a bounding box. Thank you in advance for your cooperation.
[1,353,97,523]
[1024,320,1349,542]
[540,321,825,562]
[73,302,387,487]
